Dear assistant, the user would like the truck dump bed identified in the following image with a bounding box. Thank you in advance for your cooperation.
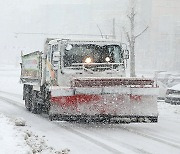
[20,51,42,85]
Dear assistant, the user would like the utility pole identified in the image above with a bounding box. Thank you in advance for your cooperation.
[113,18,116,39]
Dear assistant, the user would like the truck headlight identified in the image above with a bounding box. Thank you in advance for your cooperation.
[85,57,92,63]
[105,57,110,62]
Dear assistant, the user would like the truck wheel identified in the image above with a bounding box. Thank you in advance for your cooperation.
[25,94,32,111]
[43,101,51,114]
[24,85,32,111]
[43,92,51,114]
[31,91,42,114]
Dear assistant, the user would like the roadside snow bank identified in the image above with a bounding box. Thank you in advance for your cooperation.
[0,113,30,154]
[0,113,70,154]
[23,130,70,154]
[158,101,180,116]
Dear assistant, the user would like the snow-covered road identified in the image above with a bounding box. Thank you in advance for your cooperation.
[0,65,180,154]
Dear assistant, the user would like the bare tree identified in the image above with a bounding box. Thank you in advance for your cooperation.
[124,0,148,77]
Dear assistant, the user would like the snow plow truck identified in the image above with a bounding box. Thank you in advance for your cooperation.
[20,38,158,123]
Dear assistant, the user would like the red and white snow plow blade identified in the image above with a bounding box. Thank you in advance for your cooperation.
[49,78,159,123]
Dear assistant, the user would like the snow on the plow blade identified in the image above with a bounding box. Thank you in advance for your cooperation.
[49,77,158,123]
[71,77,155,87]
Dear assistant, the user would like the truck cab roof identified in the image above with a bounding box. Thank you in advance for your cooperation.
[48,38,121,46]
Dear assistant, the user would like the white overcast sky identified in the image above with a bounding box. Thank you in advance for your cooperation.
[0,0,139,64]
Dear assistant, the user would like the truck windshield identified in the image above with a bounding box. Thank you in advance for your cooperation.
[63,44,122,69]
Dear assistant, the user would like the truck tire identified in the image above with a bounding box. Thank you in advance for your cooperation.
[24,85,32,111]
[31,90,42,114]
[25,94,32,111]
[43,92,51,114]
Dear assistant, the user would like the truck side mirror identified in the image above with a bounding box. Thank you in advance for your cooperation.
[52,52,60,70]
[123,50,129,59]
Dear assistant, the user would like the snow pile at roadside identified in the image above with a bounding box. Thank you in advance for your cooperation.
[23,130,70,154]
[173,105,180,115]
[0,113,30,154]
[158,101,180,116]
[0,113,70,154]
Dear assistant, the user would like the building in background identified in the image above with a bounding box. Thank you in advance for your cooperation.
[149,0,180,72]
[127,0,180,74]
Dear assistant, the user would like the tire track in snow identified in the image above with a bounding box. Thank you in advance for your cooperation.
[0,95,24,108]
[160,117,180,125]
[0,90,22,98]
[139,128,180,145]
[118,123,180,145]
[117,125,180,150]
[72,126,152,154]
[0,94,123,154]
[57,124,124,154]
